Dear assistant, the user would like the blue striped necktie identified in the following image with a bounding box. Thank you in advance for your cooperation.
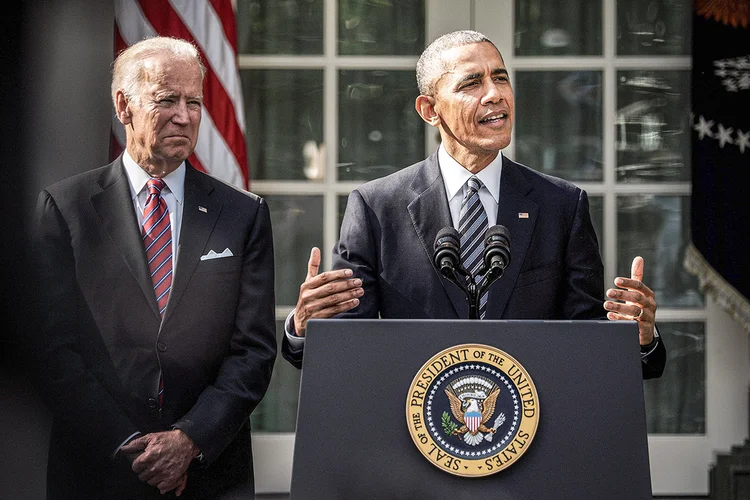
[459,176,489,318]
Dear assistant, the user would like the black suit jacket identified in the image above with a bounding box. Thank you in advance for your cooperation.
[283,153,665,378]
[32,158,277,499]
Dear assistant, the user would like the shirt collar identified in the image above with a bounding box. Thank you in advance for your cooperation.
[122,149,186,204]
[438,143,502,203]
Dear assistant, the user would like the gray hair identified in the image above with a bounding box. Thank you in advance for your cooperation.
[416,30,500,95]
[111,36,206,107]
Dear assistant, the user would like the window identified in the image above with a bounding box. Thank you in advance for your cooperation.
[238,0,427,434]
[513,0,701,436]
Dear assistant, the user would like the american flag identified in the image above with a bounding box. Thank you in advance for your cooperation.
[112,0,249,190]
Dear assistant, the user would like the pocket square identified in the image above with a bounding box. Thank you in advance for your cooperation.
[200,248,234,261]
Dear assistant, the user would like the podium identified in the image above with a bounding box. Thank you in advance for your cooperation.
[290,319,652,499]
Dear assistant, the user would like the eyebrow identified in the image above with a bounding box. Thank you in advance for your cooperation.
[153,91,204,102]
[455,68,509,87]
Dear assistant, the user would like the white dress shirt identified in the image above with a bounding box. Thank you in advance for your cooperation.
[122,150,186,267]
[438,144,503,230]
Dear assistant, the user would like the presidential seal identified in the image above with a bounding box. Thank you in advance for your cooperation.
[405,344,539,477]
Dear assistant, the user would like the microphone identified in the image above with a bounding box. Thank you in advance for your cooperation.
[483,225,511,277]
[433,227,461,276]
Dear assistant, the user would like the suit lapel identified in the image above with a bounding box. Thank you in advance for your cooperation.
[90,159,161,317]
[407,153,468,318]
[163,165,221,323]
[485,156,539,319]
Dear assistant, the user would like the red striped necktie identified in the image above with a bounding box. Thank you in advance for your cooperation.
[142,178,173,317]
[142,178,172,409]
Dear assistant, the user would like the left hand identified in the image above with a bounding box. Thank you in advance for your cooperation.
[120,429,199,495]
[604,256,657,346]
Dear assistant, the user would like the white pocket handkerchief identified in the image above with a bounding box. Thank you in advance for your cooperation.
[200,248,234,261]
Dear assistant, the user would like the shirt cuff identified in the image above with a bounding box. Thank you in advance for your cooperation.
[640,325,660,358]
[112,431,141,459]
[285,309,305,350]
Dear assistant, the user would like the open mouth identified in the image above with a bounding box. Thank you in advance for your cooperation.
[479,113,507,124]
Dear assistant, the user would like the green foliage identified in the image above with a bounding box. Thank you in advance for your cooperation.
[441,411,458,436]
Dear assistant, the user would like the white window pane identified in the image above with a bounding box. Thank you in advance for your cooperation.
[616,70,691,183]
[515,0,602,56]
[251,321,301,432]
[617,195,704,307]
[515,71,603,182]
[338,70,425,181]
[237,0,324,54]
[338,0,424,55]
[242,70,324,181]
[617,0,691,56]
[644,322,705,434]
[263,195,324,306]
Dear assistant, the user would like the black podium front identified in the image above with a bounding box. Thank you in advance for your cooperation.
[290,319,652,500]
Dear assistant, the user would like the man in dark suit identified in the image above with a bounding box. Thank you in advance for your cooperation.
[281,30,665,379]
[31,36,276,499]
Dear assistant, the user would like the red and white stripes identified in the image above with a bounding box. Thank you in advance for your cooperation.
[113,0,249,190]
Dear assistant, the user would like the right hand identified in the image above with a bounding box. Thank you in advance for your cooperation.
[121,429,197,495]
[121,443,188,495]
[293,247,363,337]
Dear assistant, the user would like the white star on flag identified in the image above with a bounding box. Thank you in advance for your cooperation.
[716,124,735,148]
[693,116,714,139]
[736,130,750,154]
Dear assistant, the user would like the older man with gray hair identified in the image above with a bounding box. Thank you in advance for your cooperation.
[32,36,276,499]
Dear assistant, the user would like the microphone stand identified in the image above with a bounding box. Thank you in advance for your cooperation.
[439,263,504,319]
[468,263,506,319]
[434,225,509,319]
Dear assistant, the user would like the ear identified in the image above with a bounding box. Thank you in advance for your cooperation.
[415,94,440,127]
[114,90,132,125]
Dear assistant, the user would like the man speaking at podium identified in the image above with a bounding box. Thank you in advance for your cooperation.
[282,30,665,379]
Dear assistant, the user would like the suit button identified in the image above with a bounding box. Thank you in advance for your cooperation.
[148,398,158,408]
[157,341,167,352]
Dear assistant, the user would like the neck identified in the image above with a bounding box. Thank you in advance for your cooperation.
[127,148,181,178]
[443,145,498,174]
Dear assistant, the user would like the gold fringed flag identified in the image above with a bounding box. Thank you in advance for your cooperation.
[685,0,750,332]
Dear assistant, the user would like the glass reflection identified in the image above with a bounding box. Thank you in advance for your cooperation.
[617,0,691,56]
[338,0,424,55]
[241,70,324,181]
[237,0,324,55]
[617,195,703,307]
[515,71,603,182]
[250,321,301,432]
[515,0,601,56]
[338,194,348,241]
[588,195,604,257]
[263,195,324,306]
[616,70,690,182]
[643,322,705,434]
[338,70,424,181]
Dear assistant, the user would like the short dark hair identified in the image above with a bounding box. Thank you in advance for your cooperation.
[416,30,501,95]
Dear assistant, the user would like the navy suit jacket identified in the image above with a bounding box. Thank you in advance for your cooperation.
[32,158,277,499]
[282,152,665,379]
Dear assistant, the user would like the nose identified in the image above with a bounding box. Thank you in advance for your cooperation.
[171,100,191,124]
[480,79,501,106]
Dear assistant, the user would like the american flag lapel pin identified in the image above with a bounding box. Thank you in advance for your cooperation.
[518,212,529,219]
[199,206,208,213]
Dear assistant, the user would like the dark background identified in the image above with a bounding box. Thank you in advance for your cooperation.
[1,2,116,499]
